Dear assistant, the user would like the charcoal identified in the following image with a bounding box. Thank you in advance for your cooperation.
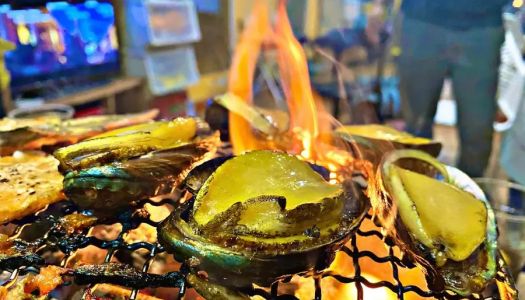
[0,240,42,270]
[73,263,184,289]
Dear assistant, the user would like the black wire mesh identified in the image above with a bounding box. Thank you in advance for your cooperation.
[248,213,517,300]
[0,200,186,299]
[0,197,518,300]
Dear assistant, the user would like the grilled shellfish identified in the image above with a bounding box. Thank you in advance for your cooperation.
[158,150,369,290]
[58,118,218,214]
[54,117,202,172]
[337,125,442,166]
[64,141,217,213]
[378,149,497,295]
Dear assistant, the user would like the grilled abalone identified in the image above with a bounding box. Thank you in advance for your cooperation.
[159,150,368,290]
[0,109,158,155]
[337,125,442,166]
[379,149,497,295]
[54,117,202,172]
[57,118,218,214]
[64,141,217,213]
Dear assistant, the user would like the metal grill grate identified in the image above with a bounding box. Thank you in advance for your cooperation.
[0,199,517,300]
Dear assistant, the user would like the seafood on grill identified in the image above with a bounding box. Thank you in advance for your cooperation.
[64,140,218,213]
[57,117,219,214]
[0,151,64,225]
[0,277,47,300]
[58,213,98,235]
[336,125,442,166]
[0,109,158,155]
[54,117,206,172]
[158,150,369,295]
[86,284,165,300]
[378,149,497,296]
[73,263,184,289]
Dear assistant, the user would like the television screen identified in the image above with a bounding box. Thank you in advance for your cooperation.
[0,0,119,93]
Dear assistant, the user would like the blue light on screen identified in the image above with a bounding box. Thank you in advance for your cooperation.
[0,5,10,13]
[1,0,119,83]
[46,1,69,10]
[84,0,99,9]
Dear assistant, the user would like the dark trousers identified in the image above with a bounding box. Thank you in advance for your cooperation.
[398,17,505,177]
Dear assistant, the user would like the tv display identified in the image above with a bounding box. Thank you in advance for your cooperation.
[0,0,119,95]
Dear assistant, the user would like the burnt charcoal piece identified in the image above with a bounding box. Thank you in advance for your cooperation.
[73,263,185,289]
[0,240,42,270]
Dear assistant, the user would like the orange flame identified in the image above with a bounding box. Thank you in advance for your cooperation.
[228,0,325,160]
[275,216,433,299]
[327,217,432,300]
[273,0,319,158]
[228,0,271,154]
[226,0,377,191]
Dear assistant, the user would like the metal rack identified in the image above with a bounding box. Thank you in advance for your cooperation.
[0,198,517,300]
[249,213,516,300]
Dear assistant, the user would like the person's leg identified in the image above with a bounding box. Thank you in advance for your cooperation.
[398,18,448,138]
[450,27,505,177]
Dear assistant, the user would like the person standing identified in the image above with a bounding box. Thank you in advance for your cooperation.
[398,0,509,177]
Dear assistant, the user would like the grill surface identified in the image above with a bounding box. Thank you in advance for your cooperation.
[0,196,518,300]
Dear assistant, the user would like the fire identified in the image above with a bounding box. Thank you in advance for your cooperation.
[226,0,367,178]
[273,0,320,158]
[228,0,326,160]
[227,0,271,154]
[337,275,395,299]
[276,218,433,299]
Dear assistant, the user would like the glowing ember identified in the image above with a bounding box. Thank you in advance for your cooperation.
[337,275,396,299]
[24,266,66,296]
